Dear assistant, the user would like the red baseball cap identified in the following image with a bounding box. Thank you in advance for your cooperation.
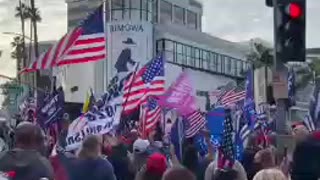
[146,153,167,175]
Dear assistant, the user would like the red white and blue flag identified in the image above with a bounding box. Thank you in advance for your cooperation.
[140,97,162,137]
[185,111,206,138]
[122,55,165,115]
[22,5,106,73]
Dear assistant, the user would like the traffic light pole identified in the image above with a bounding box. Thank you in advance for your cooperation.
[273,0,289,134]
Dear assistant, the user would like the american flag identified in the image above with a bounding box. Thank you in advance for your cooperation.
[22,5,106,72]
[218,110,235,169]
[122,55,165,115]
[185,111,206,138]
[304,114,315,132]
[220,89,246,107]
[140,97,162,137]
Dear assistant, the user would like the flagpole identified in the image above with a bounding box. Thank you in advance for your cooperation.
[120,63,140,129]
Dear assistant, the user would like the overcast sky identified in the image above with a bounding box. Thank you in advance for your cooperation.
[0,0,320,79]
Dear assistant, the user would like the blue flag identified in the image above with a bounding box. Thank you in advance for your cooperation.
[170,117,184,161]
[243,69,256,129]
[38,88,65,127]
[288,68,296,107]
[206,107,225,136]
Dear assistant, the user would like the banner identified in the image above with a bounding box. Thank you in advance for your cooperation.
[206,107,225,136]
[106,21,153,81]
[158,71,197,116]
[65,98,122,151]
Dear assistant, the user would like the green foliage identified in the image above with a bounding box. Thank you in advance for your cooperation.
[0,81,17,108]
[246,43,274,69]
[10,36,24,72]
[15,2,41,22]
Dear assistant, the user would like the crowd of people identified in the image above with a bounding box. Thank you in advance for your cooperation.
[0,119,320,180]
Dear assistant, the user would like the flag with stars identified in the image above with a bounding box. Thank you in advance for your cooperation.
[218,109,235,170]
[21,5,106,72]
[122,55,165,115]
[140,97,162,138]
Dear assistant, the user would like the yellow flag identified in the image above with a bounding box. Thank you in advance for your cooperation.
[82,91,90,113]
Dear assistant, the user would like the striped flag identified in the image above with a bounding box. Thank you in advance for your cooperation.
[140,97,162,138]
[220,89,246,107]
[122,55,165,115]
[304,114,315,132]
[218,110,235,169]
[21,5,106,73]
[185,111,206,138]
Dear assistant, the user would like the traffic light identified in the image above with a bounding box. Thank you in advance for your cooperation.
[275,0,306,62]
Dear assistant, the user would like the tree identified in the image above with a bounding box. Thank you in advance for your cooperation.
[0,81,16,108]
[11,36,24,74]
[15,0,29,68]
[246,42,273,69]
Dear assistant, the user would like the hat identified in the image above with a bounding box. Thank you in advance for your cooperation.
[123,38,136,44]
[133,138,150,154]
[146,153,167,175]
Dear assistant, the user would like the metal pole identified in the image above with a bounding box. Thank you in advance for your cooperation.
[273,0,288,134]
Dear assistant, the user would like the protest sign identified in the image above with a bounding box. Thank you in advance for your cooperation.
[158,71,197,116]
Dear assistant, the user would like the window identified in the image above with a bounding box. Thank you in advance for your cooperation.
[226,58,232,74]
[131,0,141,21]
[176,43,183,64]
[230,59,236,76]
[202,51,208,69]
[237,60,242,76]
[194,48,200,68]
[141,0,148,20]
[217,56,222,73]
[174,5,185,25]
[187,10,197,29]
[153,0,159,23]
[111,0,125,20]
[160,0,172,24]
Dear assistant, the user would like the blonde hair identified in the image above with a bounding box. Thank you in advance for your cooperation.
[253,169,287,180]
[78,135,102,159]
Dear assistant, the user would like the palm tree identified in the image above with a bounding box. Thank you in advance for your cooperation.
[28,1,41,58]
[15,0,29,67]
[11,36,24,75]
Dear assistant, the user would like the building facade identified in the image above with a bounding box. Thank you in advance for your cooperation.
[58,0,251,111]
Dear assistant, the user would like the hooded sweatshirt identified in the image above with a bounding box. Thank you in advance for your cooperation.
[0,149,54,180]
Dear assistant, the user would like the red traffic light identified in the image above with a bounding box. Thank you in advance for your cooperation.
[286,3,302,19]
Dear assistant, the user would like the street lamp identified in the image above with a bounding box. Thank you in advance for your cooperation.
[2,32,33,41]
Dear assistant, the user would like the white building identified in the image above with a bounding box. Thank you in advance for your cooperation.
[58,0,251,111]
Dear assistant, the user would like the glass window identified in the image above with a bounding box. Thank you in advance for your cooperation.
[226,58,232,74]
[202,51,208,70]
[131,0,141,21]
[194,49,200,68]
[111,0,124,20]
[160,0,172,24]
[153,0,158,23]
[156,40,164,53]
[209,53,217,72]
[141,0,148,21]
[187,10,197,29]
[165,40,173,52]
[230,59,236,76]
[186,46,192,66]
[174,5,185,25]
[237,60,242,76]
[217,56,222,73]
[176,43,183,64]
